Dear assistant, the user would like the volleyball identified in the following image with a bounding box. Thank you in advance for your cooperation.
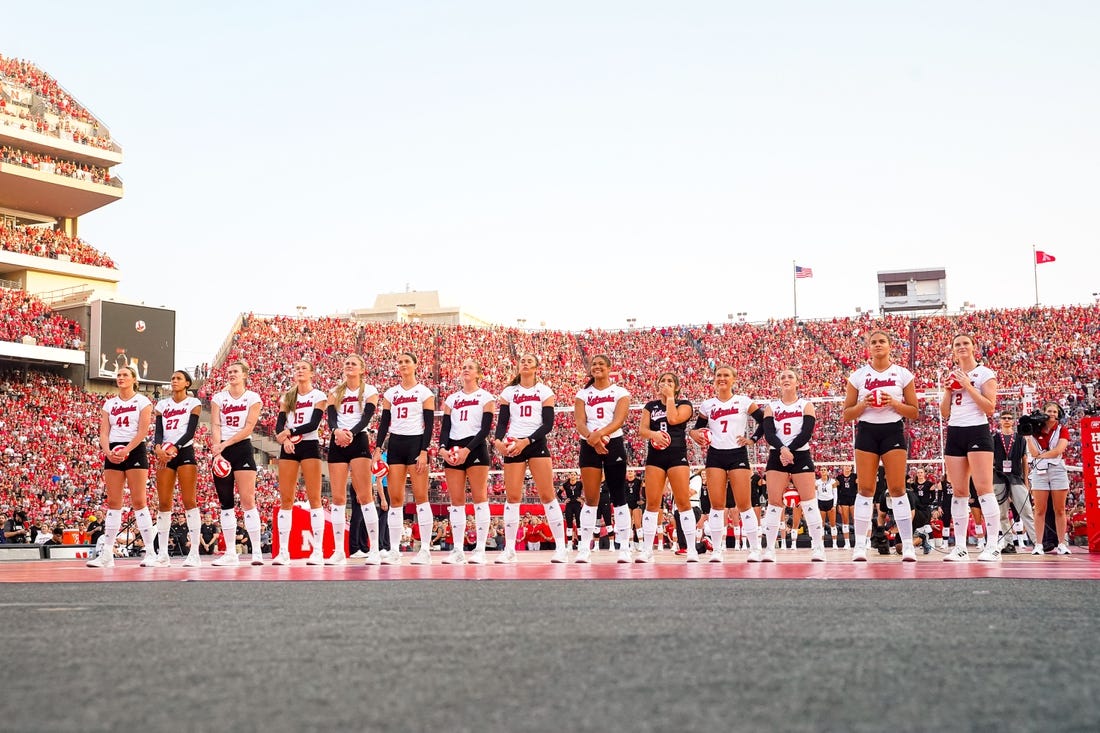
[371,460,389,479]
[212,456,232,478]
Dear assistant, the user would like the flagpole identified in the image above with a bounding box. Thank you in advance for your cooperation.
[792,260,798,320]
[1033,245,1039,306]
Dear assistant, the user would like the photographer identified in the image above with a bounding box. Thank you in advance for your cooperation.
[2,510,29,543]
[992,412,1035,552]
[1023,402,1071,555]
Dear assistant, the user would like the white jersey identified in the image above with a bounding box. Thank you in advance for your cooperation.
[698,394,754,450]
[383,382,434,436]
[948,365,996,427]
[816,477,836,502]
[155,395,202,447]
[332,384,379,431]
[103,393,152,444]
[284,388,327,441]
[499,382,555,440]
[212,389,262,443]
[848,364,914,424]
[769,397,811,451]
[445,388,496,440]
[576,383,631,438]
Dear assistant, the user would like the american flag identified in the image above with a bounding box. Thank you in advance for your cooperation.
[795,265,813,279]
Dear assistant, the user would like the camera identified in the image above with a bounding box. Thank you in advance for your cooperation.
[1017,411,1048,436]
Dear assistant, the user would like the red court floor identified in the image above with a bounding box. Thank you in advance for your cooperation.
[2,548,1097,583]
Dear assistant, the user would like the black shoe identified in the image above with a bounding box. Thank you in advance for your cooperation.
[1002,544,1017,554]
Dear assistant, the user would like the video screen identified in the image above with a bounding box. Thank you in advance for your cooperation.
[91,301,176,384]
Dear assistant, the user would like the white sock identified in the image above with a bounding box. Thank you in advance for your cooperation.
[854,495,874,549]
[642,510,659,551]
[677,509,696,551]
[707,509,725,551]
[579,506,597,550]
[243,508,262,555]
[414,503,432,552]
[544,501,566,549]
[763,505,782,549]
[103,508,123,555]
[185,507,200,555]
[310,508,324,555]
[474,502,490,552]
[613,504,631,551]
[277,509,292,556]
[449,505,467,552]
[504,502,520,553]
[892,494,913,547]
[330,504,346,554]
[134,507,155,555]
[220,509,237,555]
[951,497,970,548]
[802,499,824,548]
[387,507,403,553]
[360,503,379,552]
[978,493,1000,550]
[740,509,760,550]
[156,511,172,556]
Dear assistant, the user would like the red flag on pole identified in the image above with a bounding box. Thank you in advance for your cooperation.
[1035,250,1056,264]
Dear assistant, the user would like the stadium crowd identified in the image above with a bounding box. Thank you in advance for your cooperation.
[1,225,117,268]
[0,55,113,147]
[0,145,118,187]
[0,288,82,347]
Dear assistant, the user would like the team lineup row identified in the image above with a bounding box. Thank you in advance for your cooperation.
[86,330,1071,569]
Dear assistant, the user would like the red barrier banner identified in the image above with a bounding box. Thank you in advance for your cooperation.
[1079,417,1100,553]
[271,506,346,559]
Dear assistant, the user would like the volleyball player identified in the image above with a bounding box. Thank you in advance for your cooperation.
[272,361,328,566]
[494,354,567,563]
[440,358,495,564]
[637,372,694,563]
[814,466,838,550]
[689,365,764,563]
[835,464,857,548]
[373,352,436,565]
[88,366,155,568]
[151,370,202,567]
[208,361,264,567]
[841,330,920,562]
[940,333,1000,562]
[760,368,824,561]
[325,354,378,566]
[573,354,632,563]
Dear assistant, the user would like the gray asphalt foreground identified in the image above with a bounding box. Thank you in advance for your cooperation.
[1,579,1098,733]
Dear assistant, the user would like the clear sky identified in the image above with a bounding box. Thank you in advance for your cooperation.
[5,1,1098,369]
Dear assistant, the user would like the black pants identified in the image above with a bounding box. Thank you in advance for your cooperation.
[348,501,368,554]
